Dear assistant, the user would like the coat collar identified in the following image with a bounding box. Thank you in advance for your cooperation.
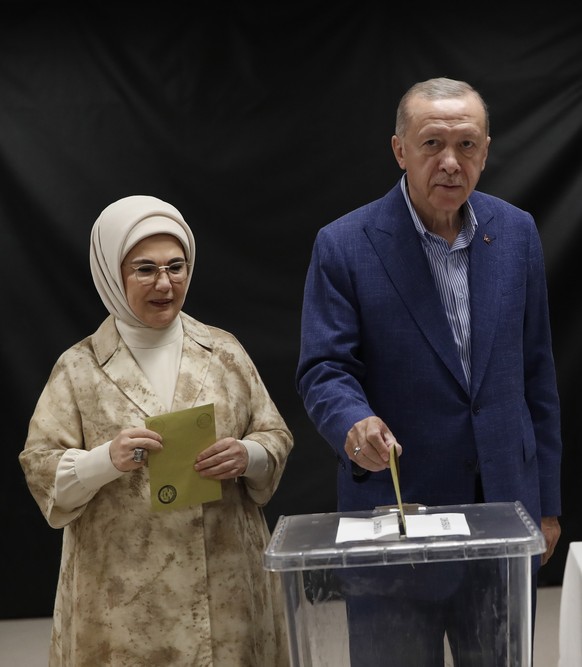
[91,313,214,416]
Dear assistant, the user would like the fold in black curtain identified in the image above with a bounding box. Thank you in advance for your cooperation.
[2,4,581,617]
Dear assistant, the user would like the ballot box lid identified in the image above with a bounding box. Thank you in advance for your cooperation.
[264,501,545,571]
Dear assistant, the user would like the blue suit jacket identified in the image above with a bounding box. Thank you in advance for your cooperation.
[296,183,562,527]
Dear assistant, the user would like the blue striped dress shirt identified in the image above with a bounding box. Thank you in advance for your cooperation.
[399,175,476,386]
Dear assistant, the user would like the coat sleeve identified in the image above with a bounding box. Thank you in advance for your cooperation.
[19,350,93,528]
[523,217,562,516]
[232,342,294,506]
[296,225,375,454]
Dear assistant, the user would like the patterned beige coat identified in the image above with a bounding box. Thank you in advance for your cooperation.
[19,313,293,667]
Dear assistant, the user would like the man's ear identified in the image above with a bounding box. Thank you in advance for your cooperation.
[391,135,406,170]
[481,136,491,171]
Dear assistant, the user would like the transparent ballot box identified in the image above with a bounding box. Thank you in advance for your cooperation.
[264,502,545,667]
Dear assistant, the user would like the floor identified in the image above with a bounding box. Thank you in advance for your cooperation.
[0,586,561,666]
[533,586,562,667]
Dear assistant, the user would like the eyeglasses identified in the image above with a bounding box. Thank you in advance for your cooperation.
[128,261,190,286]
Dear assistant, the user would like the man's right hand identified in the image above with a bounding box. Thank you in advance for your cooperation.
[344,416,402,472]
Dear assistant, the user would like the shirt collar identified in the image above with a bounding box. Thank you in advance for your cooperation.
[399,174,478,242]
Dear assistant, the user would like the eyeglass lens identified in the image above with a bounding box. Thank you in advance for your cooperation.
[133,262,188,284]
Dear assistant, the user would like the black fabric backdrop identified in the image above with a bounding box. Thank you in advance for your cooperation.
[2,4,581,619]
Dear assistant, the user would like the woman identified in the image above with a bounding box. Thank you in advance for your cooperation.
[19,195,293,667]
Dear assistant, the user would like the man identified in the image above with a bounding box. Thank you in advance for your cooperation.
[296,77,561,665]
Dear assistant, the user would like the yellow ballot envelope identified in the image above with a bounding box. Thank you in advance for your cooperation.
[145,403,222,511]
[389,444,406,535]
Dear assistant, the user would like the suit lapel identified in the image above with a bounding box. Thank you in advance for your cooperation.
[468,198,500,398]
[365,194,468,392]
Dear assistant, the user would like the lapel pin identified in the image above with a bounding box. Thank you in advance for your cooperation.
[483,234,491,244]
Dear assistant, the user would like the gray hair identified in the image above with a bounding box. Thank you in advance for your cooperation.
[395,77,489,137]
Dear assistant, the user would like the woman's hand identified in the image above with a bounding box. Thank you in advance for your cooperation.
[109,427,163,472]
[194,437,249,480]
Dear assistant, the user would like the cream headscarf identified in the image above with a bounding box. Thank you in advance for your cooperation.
[90,195,196,328]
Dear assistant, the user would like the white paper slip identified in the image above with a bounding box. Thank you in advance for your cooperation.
[335,514,400,543]
[335,512,471,543]
[404,513,470,538]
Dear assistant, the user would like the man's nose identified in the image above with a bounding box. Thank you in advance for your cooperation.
[440,149,461,172]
